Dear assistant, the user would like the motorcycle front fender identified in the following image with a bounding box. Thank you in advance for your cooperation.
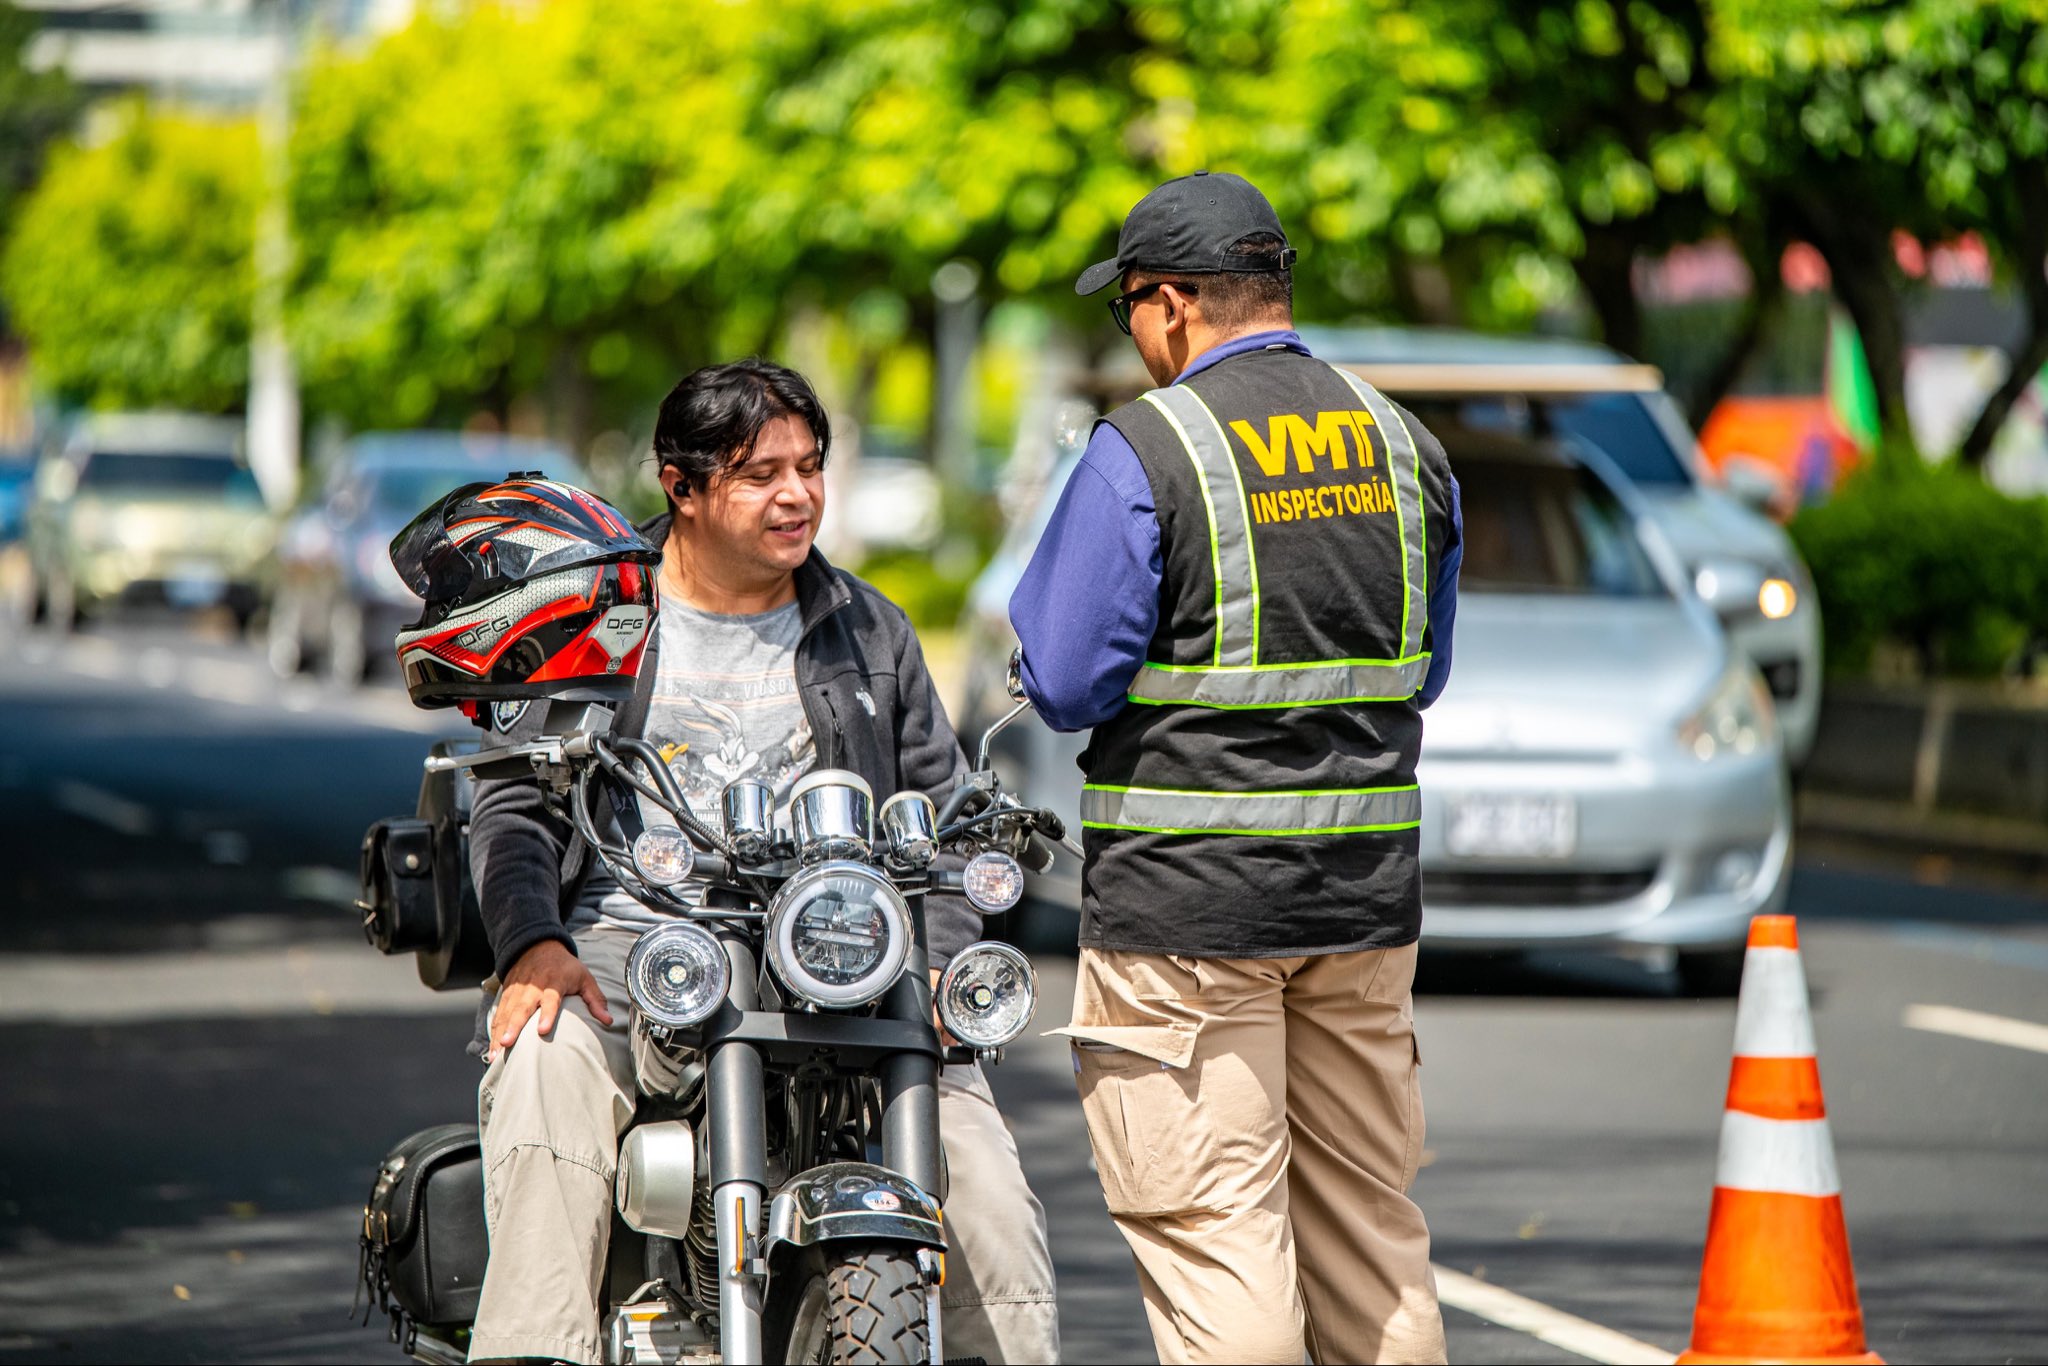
[763,1161,945,1255]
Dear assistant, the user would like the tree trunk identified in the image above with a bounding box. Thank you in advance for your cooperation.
[1687,257,1784,430]
[1574,226,1643,360]
[1788,186,1918,465]
[1957,175,2048,473]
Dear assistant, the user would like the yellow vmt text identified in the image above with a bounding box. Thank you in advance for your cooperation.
[1251,480,1396,524]
[1230,409,1379,476]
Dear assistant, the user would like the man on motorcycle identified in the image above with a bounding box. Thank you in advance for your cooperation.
[465,358,1059,1364]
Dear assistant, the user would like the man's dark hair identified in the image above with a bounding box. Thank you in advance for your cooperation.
[652,358,831,502]
[1189,232,1294,329]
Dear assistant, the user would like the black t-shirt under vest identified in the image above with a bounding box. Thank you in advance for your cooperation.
[1080,344,1457,957]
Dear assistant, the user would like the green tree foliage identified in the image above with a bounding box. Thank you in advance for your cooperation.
[0,104,256,411]
[0,0,84,327]
[1716,0,2048,467]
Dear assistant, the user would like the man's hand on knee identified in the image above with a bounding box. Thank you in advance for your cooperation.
[490,940,613,1057]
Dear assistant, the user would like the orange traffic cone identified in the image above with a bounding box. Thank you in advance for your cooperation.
[1677,915,1882,1364]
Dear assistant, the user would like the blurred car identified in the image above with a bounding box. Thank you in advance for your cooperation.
[23,413,268,631]
[268,432,582,683]
[0,445,35,544]
[960,356,1792,990]
[1300,327,1822,766]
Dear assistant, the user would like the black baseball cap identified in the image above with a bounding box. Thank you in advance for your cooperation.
[1074,170,1297,296]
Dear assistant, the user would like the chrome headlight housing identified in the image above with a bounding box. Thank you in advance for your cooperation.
[938,941,1037,1049]
[627,921,731,1028]
[1678,661,1777,762]
[766,861,914,1008]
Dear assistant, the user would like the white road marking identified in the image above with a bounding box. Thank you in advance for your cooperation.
[51,780,154,837]
[1432,1265,1676,1365]
[1904,1003,2048,1056]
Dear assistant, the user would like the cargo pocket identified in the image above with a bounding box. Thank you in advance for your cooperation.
[1399,1032,1425,1193]
[1054,1022,1219,1217]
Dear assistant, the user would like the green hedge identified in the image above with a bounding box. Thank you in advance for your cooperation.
[1790,466,2048,679]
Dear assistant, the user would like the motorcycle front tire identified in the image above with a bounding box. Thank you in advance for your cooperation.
[765,1243,931,1365]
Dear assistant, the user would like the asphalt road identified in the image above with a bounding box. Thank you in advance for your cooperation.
[1,615,2043,1364]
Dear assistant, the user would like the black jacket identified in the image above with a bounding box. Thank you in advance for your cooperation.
[468,530,979,980]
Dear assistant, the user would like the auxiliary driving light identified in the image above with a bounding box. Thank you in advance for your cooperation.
[961,851,1025,913]
[1758,577,1797,621]
[632,826,695,887]
[938,941,1037,1049]
[626,921,730,1028]
[766,861,914,1009]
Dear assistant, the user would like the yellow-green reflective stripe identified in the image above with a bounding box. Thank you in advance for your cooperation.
[1080,783,1421,835]
[1328,366,1428,663]
[1141,387,1258,668]
[1128,655,1432,706]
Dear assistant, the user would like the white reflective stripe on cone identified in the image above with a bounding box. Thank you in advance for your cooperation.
[1714,1112,1842,1197]
[1731,946,1817,1059]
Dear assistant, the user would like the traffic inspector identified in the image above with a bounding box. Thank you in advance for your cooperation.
[1011,170,1464,1365]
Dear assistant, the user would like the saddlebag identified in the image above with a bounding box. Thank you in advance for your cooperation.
[359,1123,488,1338]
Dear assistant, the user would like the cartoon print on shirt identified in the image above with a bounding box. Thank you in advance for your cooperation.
[653,696,816,821]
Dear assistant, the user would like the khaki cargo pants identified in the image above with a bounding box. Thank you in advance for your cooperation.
[469,923,1060,1364]
[1057,943,1446,1365]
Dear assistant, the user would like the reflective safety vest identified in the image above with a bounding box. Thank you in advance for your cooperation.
[1077,344,1450,956]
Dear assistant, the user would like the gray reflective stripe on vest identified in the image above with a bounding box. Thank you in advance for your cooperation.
[1139,386,1258,667]
[1128,366,1430,707]
[1080,783,1422,835]
[1126,654,1432,706]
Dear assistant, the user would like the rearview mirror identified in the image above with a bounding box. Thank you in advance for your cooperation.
[1718,457,1779,515]
[1006,646,1027,703]
[1693,558,1767,622]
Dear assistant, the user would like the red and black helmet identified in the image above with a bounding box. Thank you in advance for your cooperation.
[389,474,661,709]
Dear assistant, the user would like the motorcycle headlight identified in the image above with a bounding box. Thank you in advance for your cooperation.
[632,826,695,887]
[961,851,1024,913]
[1677,662,1777,762]
[766,861,914,1009]
[627,921,731,1028]
[938,941,1037,1049]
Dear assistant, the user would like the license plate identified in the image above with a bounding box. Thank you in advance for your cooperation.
[1445,794,1577,859]
[165,564,226,607]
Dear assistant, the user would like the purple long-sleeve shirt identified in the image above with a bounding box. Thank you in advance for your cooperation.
[1010,328,1463,732]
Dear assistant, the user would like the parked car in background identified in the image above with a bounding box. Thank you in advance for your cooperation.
[1300,327,1822,766]
[23,413,267,631]
[268,432,582,684]
[961,336,1794,989]
[0,445,35,544]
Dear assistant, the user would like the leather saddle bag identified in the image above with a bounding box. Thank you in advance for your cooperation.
[359,1123,488,1336]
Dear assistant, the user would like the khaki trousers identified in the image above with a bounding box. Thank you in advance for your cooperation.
[1058,944,1446,1365]
[469,923,1060,1364]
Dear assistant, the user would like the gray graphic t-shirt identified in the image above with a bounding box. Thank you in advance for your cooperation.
[573,594,814,929]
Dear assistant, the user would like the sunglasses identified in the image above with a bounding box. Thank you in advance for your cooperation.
[1108,280,1200,335]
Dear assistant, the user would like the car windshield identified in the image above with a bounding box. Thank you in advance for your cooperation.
[78,452,260,502]
[1402,392,1692,487]
[1452,448,1666,598]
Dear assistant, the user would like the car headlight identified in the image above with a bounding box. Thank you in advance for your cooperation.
[766,861,914,1008]
[1758,577,1797,620]
[1677,662,1777,761]
[961,851,1024,912]
[627,921,731,1028]
[938,941,1037,1049]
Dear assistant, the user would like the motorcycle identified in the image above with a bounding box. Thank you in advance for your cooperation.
[355,651,1069,1365]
